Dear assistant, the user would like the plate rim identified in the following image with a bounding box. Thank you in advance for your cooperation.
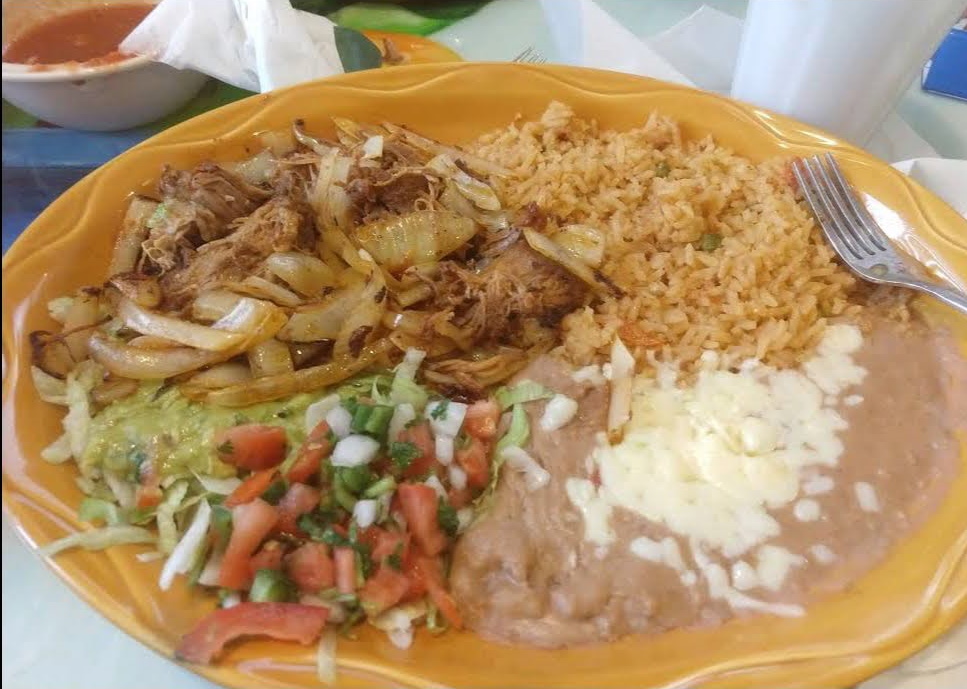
[2,62,966,689]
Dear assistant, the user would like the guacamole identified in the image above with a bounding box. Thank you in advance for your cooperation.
[81,382,318,479]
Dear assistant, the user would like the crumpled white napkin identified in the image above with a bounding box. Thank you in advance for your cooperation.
[120,0,344,93]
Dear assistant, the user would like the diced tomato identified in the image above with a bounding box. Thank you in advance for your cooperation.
[463,399,500,441]
[287,421,334,484]
[411,555,463,630]
[214,424,287,471]
[359,566,410,616]
[275,483,320,535]
[175,602,328,665]
[218,498,279,590]
[353,525,384,553]
[371,529,410,564]
[399,546,429,602]
[224,469,278,508]
[397,421,436,478]
[334,547,356,594]
[396,483,447,556]
[249,541,285,578]
[448,486,473,509]
[285,542,334,593]
[134,458,163,508]
[455,436,490,489]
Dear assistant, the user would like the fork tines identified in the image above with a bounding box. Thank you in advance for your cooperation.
[792,153,891,261]
[512,46,547,64]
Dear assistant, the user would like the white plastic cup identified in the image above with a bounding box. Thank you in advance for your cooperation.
[730,0,964,146]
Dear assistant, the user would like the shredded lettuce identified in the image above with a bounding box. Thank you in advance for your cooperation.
[496,404,529,452]
[41,434,73,464]
[390,349,428,410]
[63,361,103,460]
[103,471,135,509]
[193,472,242,496]
[494,380,553,411]
[39,525,155,557]
[159,499,212,591]
[31,366,68,405]
[78,498,124,526]
[316,629,338,685]
[156,480,190,555]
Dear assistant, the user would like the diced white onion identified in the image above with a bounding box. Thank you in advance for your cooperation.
[426,400,467,438]
[221,592,241,608]
[571,364,606,385]
[193,472,242,496]
[607,337,635,442]
[424,475,447,499]
[388,627,414,649]
[316,629,338,685]
[326,405,353,439]
[539,394,579,432]
[159,500,212,591]
[197,548,224,587]
[306,393,341,433]
[361,135,383,160]
[331,434,380,467]
[456,507,474,533]
[370,601,427,633]
[500,446,550,492]
[353,499,378,528]
[448,465,467,491]
[301,595,348,623]
[435,435,454,465]
[387,403,416,443]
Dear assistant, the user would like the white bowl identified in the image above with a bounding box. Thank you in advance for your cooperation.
[1,0,208,131]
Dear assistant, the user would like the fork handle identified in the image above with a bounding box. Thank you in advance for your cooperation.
[907,279,967,316]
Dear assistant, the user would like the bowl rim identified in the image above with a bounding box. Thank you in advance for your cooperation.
[1,53,153,82]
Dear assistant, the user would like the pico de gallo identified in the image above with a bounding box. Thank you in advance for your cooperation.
[172,353,501,663]
[37,348,571,668]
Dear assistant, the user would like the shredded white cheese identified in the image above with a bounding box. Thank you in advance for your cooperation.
[793,498,821,522]
[809,544,837,565]
[802,474,835,496]
[563,324,867,616]
[854,481,880,512]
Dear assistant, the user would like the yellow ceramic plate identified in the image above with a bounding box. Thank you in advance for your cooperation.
[3,64,966,689]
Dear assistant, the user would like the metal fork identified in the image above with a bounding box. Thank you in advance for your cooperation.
[793,153,967,315]
[512,46,547,64]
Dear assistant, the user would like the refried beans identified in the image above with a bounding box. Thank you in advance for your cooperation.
[450,315,966,648]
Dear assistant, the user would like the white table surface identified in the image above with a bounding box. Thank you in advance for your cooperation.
[3,1,966,688]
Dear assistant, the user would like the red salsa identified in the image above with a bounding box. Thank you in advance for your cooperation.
[3,3,153,66]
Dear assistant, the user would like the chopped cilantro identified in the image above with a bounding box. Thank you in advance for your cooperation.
[437,498,459,538]
[275,408,291,419]
[389,441,420,470]
[655,161,671,178]
[298,511,338,541]
[261,478,288,505]
[430,399,449,420]
[215,440,234,456]
[385,542,404,571]
[127,447,148,470]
